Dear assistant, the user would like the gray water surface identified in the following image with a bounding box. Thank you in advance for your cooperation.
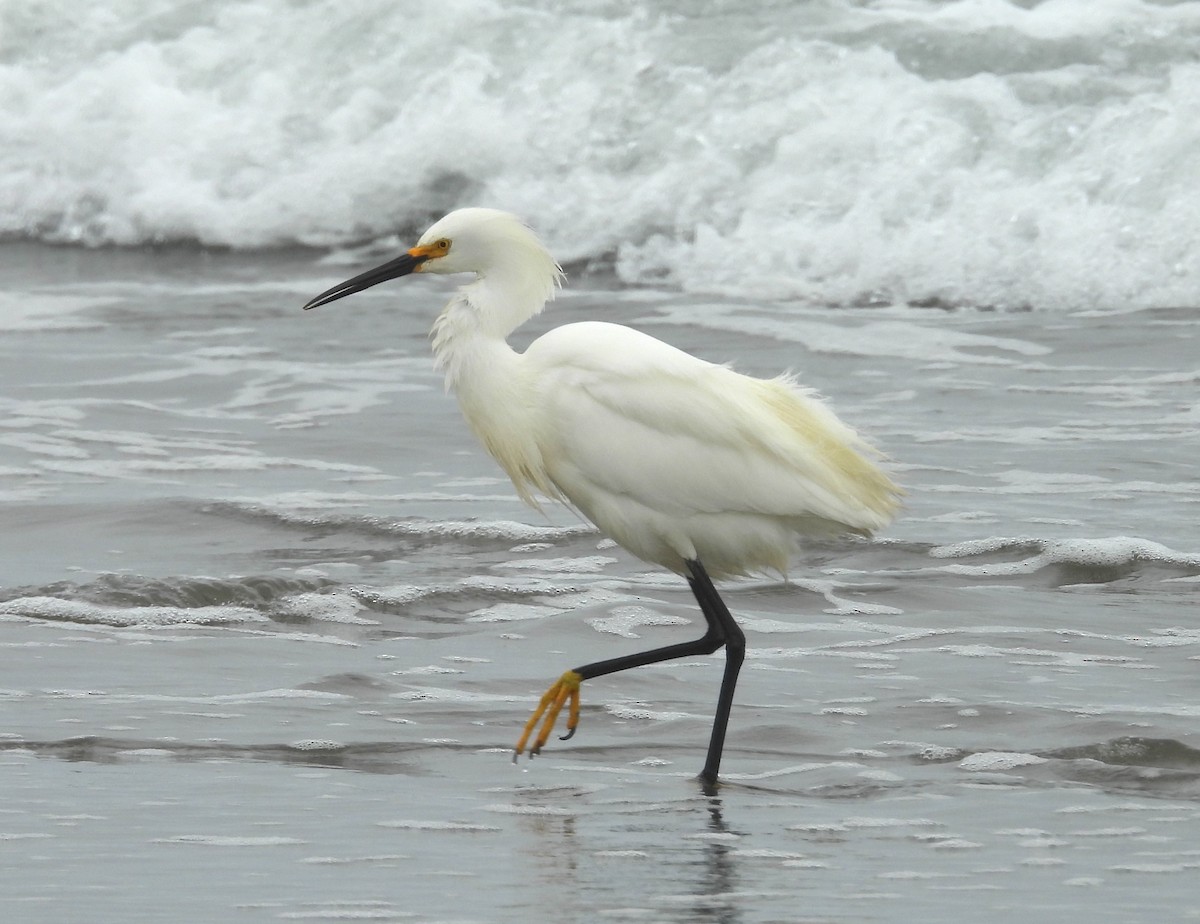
[1,245,1198,923]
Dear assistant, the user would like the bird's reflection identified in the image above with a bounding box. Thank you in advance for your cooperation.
[690,788,743,924]
[513,778,745,924]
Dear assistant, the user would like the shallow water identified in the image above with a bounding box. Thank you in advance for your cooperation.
[2,244,1198,922]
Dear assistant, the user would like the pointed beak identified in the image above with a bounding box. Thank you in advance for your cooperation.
[301,247,429,310]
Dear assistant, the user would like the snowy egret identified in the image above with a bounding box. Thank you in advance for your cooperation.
[302,208,901,784]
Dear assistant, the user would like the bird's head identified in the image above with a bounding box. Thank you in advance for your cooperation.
[301,208,560,311]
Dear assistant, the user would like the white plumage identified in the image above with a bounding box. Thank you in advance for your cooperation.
[302,207,901,784]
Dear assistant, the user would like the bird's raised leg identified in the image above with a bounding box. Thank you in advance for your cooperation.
[513,559,744,784]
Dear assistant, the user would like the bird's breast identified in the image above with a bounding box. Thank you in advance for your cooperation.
[441,334,560,509]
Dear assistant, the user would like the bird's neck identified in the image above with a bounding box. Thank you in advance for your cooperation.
[473,264,557,336]
[430,284,558,507]
[430,266,553,381]
[432,304,498,389]
[431,286,513,389]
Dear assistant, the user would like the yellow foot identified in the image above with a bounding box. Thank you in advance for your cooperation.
[513,670,583,761]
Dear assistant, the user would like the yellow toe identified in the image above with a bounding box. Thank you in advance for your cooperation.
[514,670,583,759]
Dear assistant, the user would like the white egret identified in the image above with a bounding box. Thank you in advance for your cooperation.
[302,208,901,784]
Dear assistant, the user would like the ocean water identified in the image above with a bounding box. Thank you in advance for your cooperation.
[2,2,1199,923]
[4,0,1200,308]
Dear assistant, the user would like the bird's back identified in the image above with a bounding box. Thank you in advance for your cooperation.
[522,321,901,578]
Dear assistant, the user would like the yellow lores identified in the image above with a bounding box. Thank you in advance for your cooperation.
[302,208,901,785]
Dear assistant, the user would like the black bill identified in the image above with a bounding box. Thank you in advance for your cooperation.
[301,251,428,310]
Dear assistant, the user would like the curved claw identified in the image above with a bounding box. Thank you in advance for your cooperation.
[513,670,583,760]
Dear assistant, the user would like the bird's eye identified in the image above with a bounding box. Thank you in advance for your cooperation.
[436,239,450,251]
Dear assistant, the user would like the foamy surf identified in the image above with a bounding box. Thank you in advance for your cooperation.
[3,0,1198,309]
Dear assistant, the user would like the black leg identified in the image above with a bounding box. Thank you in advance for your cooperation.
[565,558,744,784]
[686,560,745,785]
[572,605,724,682]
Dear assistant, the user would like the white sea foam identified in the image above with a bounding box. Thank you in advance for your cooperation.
[288,740,346,751]
[3,1,1198,309]
[587,605,691,639]
[482,804,574,816]
[0,596,266,628]
[604,703,694,722]
[375,820,500,832]
[157,835,306,847]
[959,751,1048,772]
[494,555,618,574]
[274,593,375,625]
[391,687,524,705]
[930,536,1200,575]
[224,503,592,544]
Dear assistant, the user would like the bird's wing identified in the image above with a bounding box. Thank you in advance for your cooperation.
[525,322,899,532]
